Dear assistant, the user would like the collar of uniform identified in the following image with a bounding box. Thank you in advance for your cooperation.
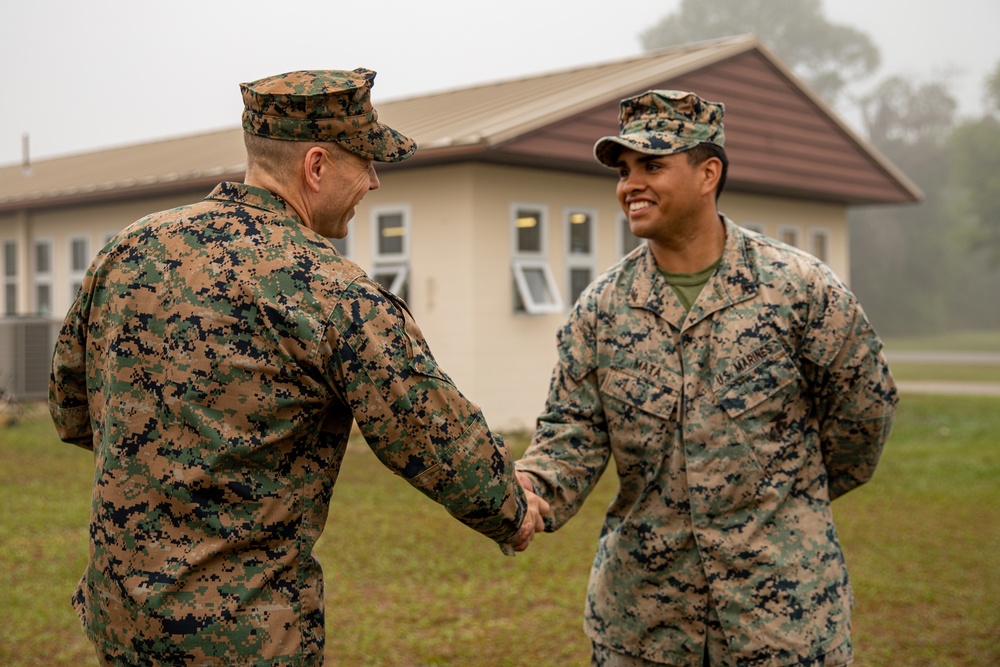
[628,246,685,329]
[206,182,294,215]
[627,215,758,328]
[700,215,759,307]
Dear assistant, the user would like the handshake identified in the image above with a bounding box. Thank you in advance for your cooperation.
[508,471,552,554]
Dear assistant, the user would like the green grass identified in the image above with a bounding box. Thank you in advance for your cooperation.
[889,362,1000,384]
[2,396,998,666]
[884,328,1000,353]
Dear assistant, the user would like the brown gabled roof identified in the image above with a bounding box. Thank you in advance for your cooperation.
[0,35,920,212]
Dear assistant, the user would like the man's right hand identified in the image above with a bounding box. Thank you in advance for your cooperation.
[511,472,550,552]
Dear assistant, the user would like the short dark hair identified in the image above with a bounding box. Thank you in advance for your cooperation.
[684,142,728,200]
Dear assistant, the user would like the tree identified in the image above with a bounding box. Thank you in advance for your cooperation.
[949,63,1000,267]
[857,75,956,147]
[640,0,879,105]
[986,60,1000,114]
[850,72,1000,335]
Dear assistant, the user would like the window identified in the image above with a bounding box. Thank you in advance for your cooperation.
[741,221,765,234]
[809,229,830,263]
[3,240,16,315]
[34,239,53,316]
[329,234,350,258]
[512,259,562,314]
[565,209,596,305]
[371,207,410,302]
[69,236,89,298]
[778,226,801,248]
[4,284,15,316]
[618,214,644,258]
[511,205,562,315]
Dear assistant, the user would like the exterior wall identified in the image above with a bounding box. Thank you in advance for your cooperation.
[351,164,622,432]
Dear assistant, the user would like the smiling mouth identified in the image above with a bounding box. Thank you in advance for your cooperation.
[628,201,653,212]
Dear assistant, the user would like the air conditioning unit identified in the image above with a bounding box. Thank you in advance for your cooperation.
[0,317,60,402]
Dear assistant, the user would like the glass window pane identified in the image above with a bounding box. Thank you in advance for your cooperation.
[4,241,16,276]
[811,233,828,262]
[36,284,51,315]
[570,267,592,304]
[373,267,409,302]
[36,243,51,273]
[516,210,542,253]
[329,236,348,256]
[780,229,799,247]
[373,269,397,290]
[512,260,563,315]
[378,213,405,256]
[523,267,554,305]
[5,284,16,315]
[71,239,89,271]
[568,212,591,254]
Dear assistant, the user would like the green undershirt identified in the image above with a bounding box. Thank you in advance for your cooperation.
[659,259,721,311]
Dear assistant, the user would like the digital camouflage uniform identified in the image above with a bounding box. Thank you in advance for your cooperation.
[49,69,527,667]
[517,218,897,667]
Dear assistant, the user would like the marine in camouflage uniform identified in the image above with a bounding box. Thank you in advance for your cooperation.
[516,91,897,666]
[49,69,533,667]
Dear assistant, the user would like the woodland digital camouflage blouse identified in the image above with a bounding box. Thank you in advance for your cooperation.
[518,218,897,667]
[49,182,526,666]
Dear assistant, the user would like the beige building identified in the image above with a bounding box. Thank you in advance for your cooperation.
[0,36,919,426]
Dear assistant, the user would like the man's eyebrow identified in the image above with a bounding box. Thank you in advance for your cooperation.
[614,154,662,169]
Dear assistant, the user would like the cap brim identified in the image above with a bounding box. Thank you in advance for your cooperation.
[339,122,417,163]
[594,133,695,167]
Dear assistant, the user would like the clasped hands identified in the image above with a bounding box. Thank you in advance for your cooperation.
[510,471,551,552]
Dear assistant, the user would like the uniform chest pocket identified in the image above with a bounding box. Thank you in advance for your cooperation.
[715,351,801,418]
[601,367,679,420]
[600,366,679,481]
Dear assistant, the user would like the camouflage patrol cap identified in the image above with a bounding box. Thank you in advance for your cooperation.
[594,90,725,167]
[240,68,416,162]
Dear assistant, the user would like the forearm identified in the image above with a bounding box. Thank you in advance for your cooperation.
[405,415,527,544]
[816,311,898,499]
[48,312,93,448]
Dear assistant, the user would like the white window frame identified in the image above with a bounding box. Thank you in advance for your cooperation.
[69,235,89,299]
[511,203,549,256]
[371,205,411,299]
[778,225,801,249]
[564,207,597,307]
[617,214,644,258]
[372,205,410,263]
[512,258,563,315]
[809,228,831,263]
[33,238,53,316]
[371,263,409,296]
[511,203,562,315]
[3,239,17,316]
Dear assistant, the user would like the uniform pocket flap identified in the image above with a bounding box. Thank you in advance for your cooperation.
[600,367,678,419]
[715,349,800,418]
